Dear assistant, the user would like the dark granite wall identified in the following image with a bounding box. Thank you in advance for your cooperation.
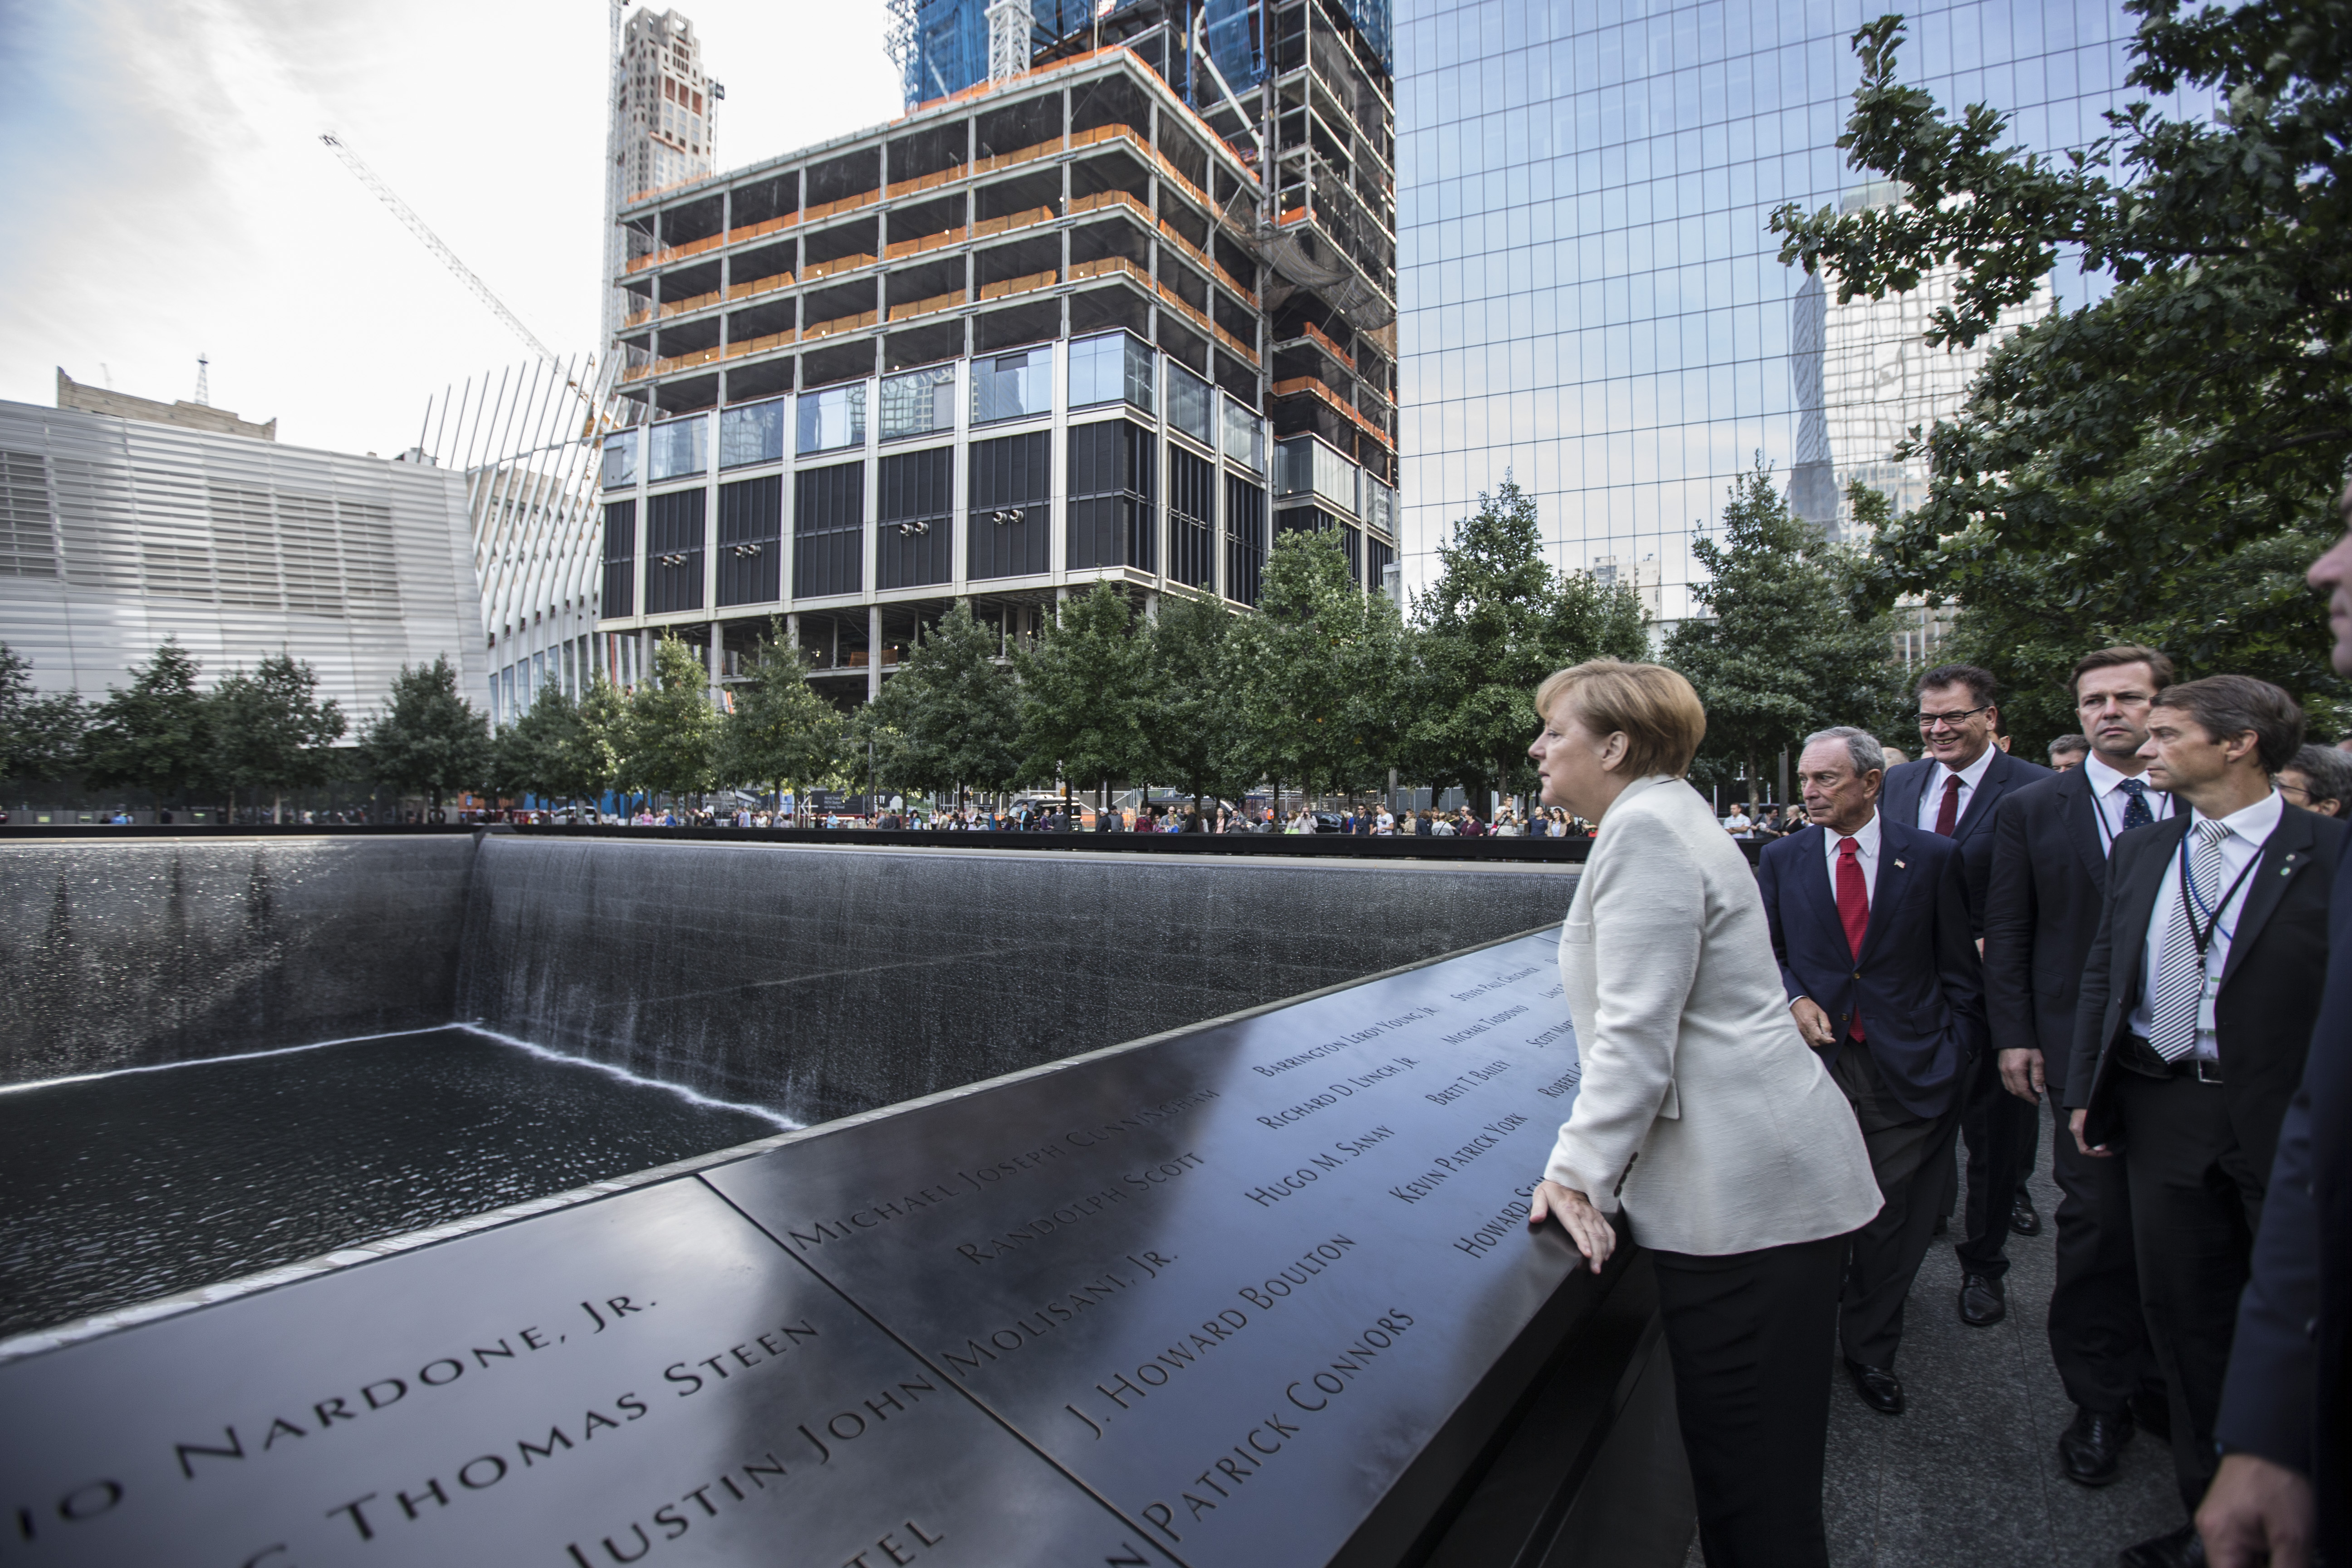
[457,837,1575,1122]
[0,838,476,1088]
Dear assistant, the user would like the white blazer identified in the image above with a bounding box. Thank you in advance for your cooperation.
[1544,774,1881,1256]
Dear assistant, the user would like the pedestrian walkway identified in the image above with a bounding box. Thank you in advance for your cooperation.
[1685,1101,2183,1567]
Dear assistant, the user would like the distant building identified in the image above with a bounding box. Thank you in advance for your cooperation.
[0,395,485,721]
[1590,552,1658,621]
[415,358,619,728]
[617,10,718,207]
[54,368,276,443]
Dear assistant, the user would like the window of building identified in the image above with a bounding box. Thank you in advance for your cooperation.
[1167,444,1214,589]
[878,446,954,589]
[647,414,707,481]
[1068,418,1154,570]
[1166,363,1213,446]
[1277,435,1357,516]
[970,344,1052,426]
[1224,475,1265,606]
[880,364,957,441]
[1069,330,1153,412]
[645,488,706,613]
[793,461,863,597]
[797,382,867,454]
[602,428,639,489]
[602,499,636,617]
[716,474,782,605]
[1221,395,1264,472]
[719,397,785,468]
[968,430,1050,580]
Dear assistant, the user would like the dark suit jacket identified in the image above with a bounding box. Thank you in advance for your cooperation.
[1981,766,2178,1078]
[2217,844,2351,1542]
[2064,802,2346,1179]
[1882,748,2053,936]
[1759,818,1986,1119]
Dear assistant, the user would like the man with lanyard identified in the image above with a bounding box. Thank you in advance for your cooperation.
[2064,676,2344,1568]
[1983,647,2178,1485]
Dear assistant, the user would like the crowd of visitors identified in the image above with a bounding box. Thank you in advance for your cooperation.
[1525,496,2352,1568]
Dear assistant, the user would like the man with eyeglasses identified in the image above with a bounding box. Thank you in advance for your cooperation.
[1984,646,2179,1488]
[2276,743,2350,819]
[1880,665,2050,1336]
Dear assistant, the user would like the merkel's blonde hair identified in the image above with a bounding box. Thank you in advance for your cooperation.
[1535,659,1706,778]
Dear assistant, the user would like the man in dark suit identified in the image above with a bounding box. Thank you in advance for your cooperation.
[1982,646,2180,1485]
[1880,662,2052,1328]
[1761,726,1985,1416]
[2198,504,2352,1567]
[2066,676,2345,1568]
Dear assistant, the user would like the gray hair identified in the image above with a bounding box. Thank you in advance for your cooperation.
[1802,725,1885,776]
[2288,743,2352,808]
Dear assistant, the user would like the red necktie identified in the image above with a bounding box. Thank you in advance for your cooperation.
[1837,837,1869,1041]
[1934,774,1962,836]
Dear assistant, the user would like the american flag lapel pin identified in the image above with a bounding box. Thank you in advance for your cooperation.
[1893,858,1906,869]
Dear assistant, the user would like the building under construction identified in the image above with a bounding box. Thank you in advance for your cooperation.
[596,0,1396,702]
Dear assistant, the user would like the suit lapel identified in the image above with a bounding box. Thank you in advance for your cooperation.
[1796,827,1852,956]
[1854,821,1912,968]
[1953,753,2014,843]
[2220,808,2318,987]
[2108,816,2190,1007]
[2063,770,2107,885]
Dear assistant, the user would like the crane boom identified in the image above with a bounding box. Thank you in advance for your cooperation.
[320,132,559,363]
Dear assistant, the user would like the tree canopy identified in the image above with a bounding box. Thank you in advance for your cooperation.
[1143,588,1256,809]
[622,634,716,800]
[356,655,491,810]
[0,644,86,784]
[1011,582,1152,801]
[211,652,346,817]
[859,599,1019,802]
[82,638,215,806]
[1771,3,2351,719]
[1238,529,1411,801]
[714,621,845,811]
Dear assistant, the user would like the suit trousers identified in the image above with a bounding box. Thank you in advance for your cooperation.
[2047,1102,2155,1414]
[1955,1048,2038,1279]
[2117,1068,2267,1511]
[1651,1232,1847,1568]
[1832,1039,1963,1368]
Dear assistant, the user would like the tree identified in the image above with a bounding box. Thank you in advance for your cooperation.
[83,638,215,808]
[858,599,1019,804]
[1770,6,2352,720]
[490,685,588,807]
[356,655,492,813]
[0,644,86,784]
[622,633,716,803]
[572,673,630,809]
[1235,530,1411,807]
[1664,461,1904,789]
[1405,478,1648,804]
[1011,581,1152,808]
[211,652,346,821]
[1143,589,1256,811]
[713,620,846,817]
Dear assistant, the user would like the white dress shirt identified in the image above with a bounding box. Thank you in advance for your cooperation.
[2126,790,2282,1061]
[1914,744,1998,831]
[1820,808,1882,904]
[2082,752,2172,856]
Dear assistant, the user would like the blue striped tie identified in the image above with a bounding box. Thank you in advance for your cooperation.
[2148,820,2231,1061]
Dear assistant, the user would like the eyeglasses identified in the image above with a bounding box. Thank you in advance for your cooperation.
[1913,706,1991,730]
[2277,778,2314,805]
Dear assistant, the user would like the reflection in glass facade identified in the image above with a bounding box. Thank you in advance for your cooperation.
[1394,0,2209,619]
[719,399,786,469]
[647,415,706,483]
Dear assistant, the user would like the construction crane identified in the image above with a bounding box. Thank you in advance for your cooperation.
[320,132,559,363]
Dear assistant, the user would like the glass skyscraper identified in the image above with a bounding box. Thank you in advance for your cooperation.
[1393,0,2206,620]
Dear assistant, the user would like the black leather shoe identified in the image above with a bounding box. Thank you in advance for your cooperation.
[1959,1271,2008,1326]
[2057,1405,2134,1486]
[2010,1191,2042,1235]
[2131,1387,2173,1443]
[2117,1521,2205,1568]
[1843,1357,1905,1414]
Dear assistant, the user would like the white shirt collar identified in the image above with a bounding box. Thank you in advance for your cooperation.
[2196,788,2283,843]
[2080,751,2157,799]
[1934,744,1999,793]
[1829,809,1881,856]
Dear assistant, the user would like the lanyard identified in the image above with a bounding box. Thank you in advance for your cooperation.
[2177,831,2260,959]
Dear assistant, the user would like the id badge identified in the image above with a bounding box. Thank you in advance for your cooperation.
[2197,974,2221,1034]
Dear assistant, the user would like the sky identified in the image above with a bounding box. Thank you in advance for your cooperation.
[0,0,904,458]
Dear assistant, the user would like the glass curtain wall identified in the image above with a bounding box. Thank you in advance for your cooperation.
[1394,0,2209,620]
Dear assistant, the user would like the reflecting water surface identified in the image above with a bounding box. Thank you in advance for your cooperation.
[0,1028,786,1339]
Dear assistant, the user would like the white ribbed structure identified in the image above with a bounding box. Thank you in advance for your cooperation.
[417,356,627,727]
[0,398,485,727]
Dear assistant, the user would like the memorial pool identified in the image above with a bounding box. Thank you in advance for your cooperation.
[0,1028,785,1339]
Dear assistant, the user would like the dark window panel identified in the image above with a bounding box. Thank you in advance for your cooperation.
[645,489,706,613]
[1225,475,1266,606]
[603,499,636,618]
[1167,444,1215,589]
[717,475,783,606]
[878,446,954,588]
[793,461,864,598]
[967,430,1051,581]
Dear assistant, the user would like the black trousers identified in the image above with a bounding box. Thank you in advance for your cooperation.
[1832,1039,1962,1367]
[1651,1233,1847,1568]
[1955,1048,2038,1279]
[2047,1097,2155,1414]
[2116,1069,2267,1512]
